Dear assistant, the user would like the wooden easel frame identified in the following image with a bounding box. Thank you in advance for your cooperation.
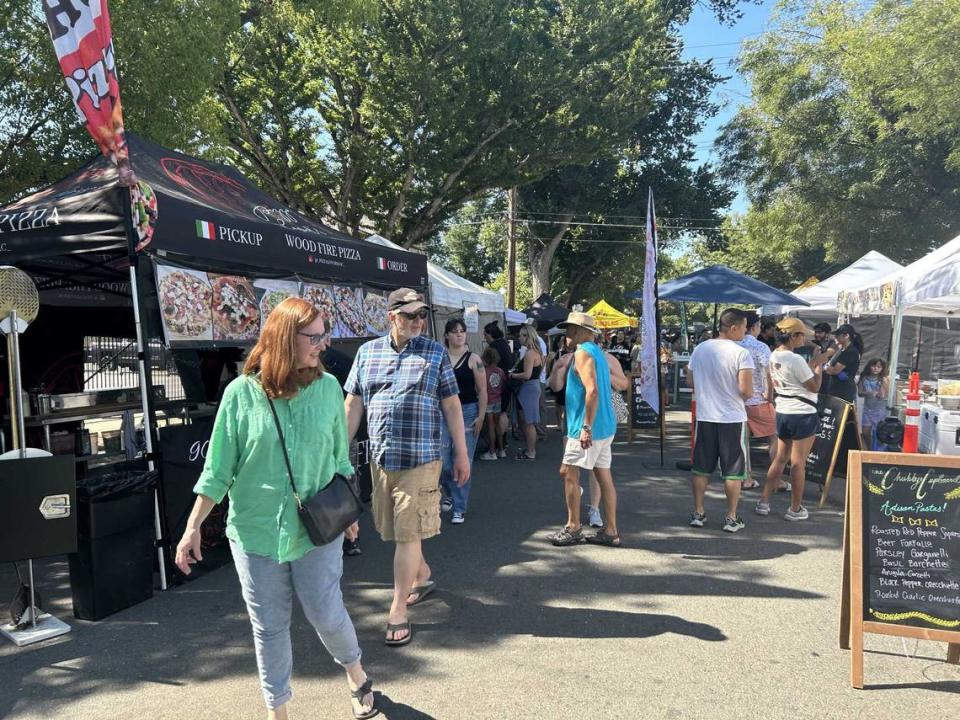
[841,451,960,688]
[817,400,862,508]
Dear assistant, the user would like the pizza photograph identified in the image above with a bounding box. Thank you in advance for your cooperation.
[157,267,212,341]
[334,285,369,338]
[210,275,261,341]
[300,283,339,337]
[364,290,389,335]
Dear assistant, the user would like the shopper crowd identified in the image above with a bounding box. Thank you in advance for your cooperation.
[174,293,871,720]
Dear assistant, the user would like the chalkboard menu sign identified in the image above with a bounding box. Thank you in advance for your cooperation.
[630,374,659,429]
[842,451,960,688]
[805,395,860,506]
[862,461,960,630]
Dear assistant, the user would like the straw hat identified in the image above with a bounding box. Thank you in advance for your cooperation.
[557,311,599,334]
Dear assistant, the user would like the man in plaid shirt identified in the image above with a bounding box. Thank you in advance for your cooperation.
[345,288,469,647]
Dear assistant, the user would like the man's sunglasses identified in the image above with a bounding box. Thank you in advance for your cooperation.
[399,309,428,320]
[298,331,331,346]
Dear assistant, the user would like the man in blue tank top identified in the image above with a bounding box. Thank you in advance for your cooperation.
[547,311,621,547]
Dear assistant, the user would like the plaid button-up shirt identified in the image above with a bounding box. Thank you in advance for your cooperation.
[345,334,459,470]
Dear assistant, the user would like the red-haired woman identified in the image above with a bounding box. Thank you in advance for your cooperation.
[175,297,378,720]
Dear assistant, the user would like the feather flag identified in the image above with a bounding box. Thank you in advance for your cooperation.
[43,0,134,185]
[638,188,660,416]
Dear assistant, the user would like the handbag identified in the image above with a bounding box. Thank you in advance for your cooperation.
[612,390,629,424]
[265,393,363,546]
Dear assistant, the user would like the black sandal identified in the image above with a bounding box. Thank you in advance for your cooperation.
[350,677,379,719]
[586,530,622,547]
[548,526,585,546]
[384,621,413,647]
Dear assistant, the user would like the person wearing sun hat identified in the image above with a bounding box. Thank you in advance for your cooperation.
[756,317,831,522]
[548,311,622,547]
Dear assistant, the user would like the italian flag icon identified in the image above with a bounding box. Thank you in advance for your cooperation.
[377,257,388,270]
[196,220,216,239]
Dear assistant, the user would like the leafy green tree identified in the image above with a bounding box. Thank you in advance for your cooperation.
[715,0,960,278]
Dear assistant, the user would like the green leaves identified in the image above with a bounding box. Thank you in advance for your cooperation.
[716,0,960,282]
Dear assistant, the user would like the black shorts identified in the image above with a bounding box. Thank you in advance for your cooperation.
[775,412,819,441]
[692,421,748,480]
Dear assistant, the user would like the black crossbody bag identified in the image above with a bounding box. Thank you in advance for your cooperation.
[265,393,363,546]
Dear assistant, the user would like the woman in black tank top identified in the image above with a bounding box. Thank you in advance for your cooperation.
[439,319,488,521]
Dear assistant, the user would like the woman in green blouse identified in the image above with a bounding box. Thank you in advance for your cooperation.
[175,298,377,720]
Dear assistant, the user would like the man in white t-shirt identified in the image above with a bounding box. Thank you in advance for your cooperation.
[686,308,755,533]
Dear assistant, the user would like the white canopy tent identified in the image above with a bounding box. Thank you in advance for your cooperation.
[364,234,506,351]
[762,250,903,315]
[839,234,960,405]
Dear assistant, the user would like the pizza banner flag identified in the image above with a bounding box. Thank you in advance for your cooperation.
[638,187,661,416]
[43,0,135,186]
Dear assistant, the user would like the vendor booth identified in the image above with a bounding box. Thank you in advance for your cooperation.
[0,134,427,598]
[363,234,505,353]
[585,300,637,330]
[522,293,569,330]
[839,234,960,409]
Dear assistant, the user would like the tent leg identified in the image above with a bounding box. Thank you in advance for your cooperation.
[886,302,905,410]
[712,304,718,334]
[680,302,689,352]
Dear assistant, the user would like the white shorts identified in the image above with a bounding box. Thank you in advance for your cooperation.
[561,436,613,470]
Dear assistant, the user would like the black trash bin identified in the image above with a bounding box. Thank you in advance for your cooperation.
[69,469,158,620]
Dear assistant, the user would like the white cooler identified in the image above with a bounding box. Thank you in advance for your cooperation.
[918,403,960,455]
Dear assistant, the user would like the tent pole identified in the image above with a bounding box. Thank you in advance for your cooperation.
[886,298,905,410]
[680,302,689,352]
[913,317,923,372]
[124,187,168,591]
[712,304,718,334]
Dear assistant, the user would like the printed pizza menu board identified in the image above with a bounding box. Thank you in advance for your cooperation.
[154,260,385,347]
[862,460,960,631]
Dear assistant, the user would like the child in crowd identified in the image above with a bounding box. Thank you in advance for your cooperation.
[858,358,889,450]
[480,347,507,460]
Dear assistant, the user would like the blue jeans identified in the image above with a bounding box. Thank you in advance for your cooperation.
[440,401,479,513]
[230,537,361,709]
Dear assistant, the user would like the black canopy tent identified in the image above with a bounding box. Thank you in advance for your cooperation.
[0,134,428,588]
[522,293,569,330]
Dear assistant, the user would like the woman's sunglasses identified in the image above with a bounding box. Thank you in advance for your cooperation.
[298,331,331,346]
[399,309,429,320]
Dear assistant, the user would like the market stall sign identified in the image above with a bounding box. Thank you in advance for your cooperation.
[805,395,861,506]
[840,451,960,688]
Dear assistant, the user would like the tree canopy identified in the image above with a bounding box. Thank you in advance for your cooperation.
[712,0,960,287]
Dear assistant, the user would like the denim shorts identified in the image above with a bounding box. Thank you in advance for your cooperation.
[775,412,819,441]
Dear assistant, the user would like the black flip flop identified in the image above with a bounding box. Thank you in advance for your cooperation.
[406,580,436,606]
[350,677,379,719]
[384,621,413,647]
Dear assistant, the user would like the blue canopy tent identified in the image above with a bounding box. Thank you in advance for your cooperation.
[627,264,810,340]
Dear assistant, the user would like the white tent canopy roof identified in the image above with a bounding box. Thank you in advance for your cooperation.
[364,234,505,313]
[840,234,960,317]
[761,250,903,315]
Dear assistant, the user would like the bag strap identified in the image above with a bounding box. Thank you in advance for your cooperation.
[265,392,303,510]
[776,393,819,409]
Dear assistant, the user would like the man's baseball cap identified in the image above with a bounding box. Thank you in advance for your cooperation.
[387,288,428,314]
[776,317,814,337]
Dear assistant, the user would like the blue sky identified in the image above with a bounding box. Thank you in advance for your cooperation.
[680,0,778,212]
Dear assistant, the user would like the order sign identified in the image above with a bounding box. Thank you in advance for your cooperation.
[862,461,960,630]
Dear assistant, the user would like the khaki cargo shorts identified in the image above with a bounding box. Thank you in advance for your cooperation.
[370,460,442,543]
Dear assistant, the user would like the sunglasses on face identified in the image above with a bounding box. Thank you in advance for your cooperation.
[298,331,331,346]
[399,309,428,320]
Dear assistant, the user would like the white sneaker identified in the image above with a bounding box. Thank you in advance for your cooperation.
[587,505,603,528]
[784,505,809,521]
[496,449,507,458]
[480,451,497,461]
[754,501,771,516]
[441,498,453,513]
[451,512,465,524]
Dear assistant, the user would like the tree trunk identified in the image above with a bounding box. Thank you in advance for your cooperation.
[529,215,574,298]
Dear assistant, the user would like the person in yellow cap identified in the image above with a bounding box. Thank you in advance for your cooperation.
[755,318,831,521]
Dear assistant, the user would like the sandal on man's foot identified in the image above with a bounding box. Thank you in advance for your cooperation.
[349,677,379,719]
[586,530,622,547]
[406,580,436,606]
[384,621,412,647]
[516,450,535,460]
[548,526,585,546]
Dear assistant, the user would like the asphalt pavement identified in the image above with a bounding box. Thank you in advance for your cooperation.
[1,410,958,719]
